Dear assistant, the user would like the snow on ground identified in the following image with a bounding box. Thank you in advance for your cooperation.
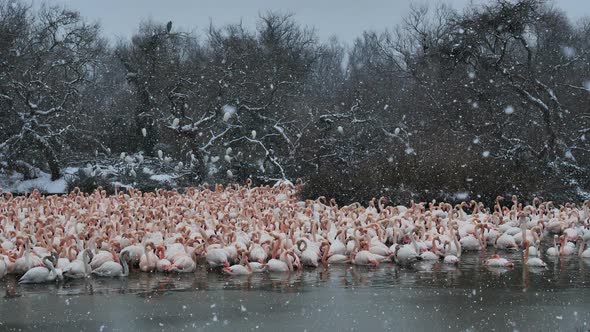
[110,181,133,190]
[452,192,470,201]
[63,167,80,175]
[150,174,175,183]
[0,171,67,194]
[273,179,293,188]
[576,187,590,200]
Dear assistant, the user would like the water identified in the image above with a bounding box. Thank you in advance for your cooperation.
[1,251,589,332]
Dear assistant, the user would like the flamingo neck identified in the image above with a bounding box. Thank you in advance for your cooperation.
[322,243,330,264]
[410,234,419,253]
[121,255,129,276]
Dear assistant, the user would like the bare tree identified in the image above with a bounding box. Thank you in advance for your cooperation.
[0,2,104,180]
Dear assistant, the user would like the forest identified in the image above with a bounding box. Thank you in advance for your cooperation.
[1,0,589,204]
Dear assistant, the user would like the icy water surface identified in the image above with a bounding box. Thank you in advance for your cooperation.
[1,251,589,332]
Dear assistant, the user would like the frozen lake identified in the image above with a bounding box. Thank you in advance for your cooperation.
[1,251,589,332]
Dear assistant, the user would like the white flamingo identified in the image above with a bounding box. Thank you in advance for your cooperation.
[19,256,62,284]
[92,251,130,277]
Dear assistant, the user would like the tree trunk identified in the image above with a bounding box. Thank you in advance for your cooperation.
[32,135,61,181]
[135,85,158,155]
[45,148,61,181]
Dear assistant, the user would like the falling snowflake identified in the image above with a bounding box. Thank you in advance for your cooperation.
[222,105,236,121]
[561,46,575,58]
[482,151,490,158]
[504,106,514,115]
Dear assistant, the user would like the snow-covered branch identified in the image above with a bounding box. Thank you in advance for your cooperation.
[175,112,217,132]
[224,136,287,179]
[34,106,64,116]
[199,126,239,152]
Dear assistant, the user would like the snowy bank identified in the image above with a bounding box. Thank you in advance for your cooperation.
[0,171,67,194]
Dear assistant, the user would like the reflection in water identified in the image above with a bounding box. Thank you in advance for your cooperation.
[1,252,589,331]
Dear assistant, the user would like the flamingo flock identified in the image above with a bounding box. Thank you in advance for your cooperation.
[1,183,589,283]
